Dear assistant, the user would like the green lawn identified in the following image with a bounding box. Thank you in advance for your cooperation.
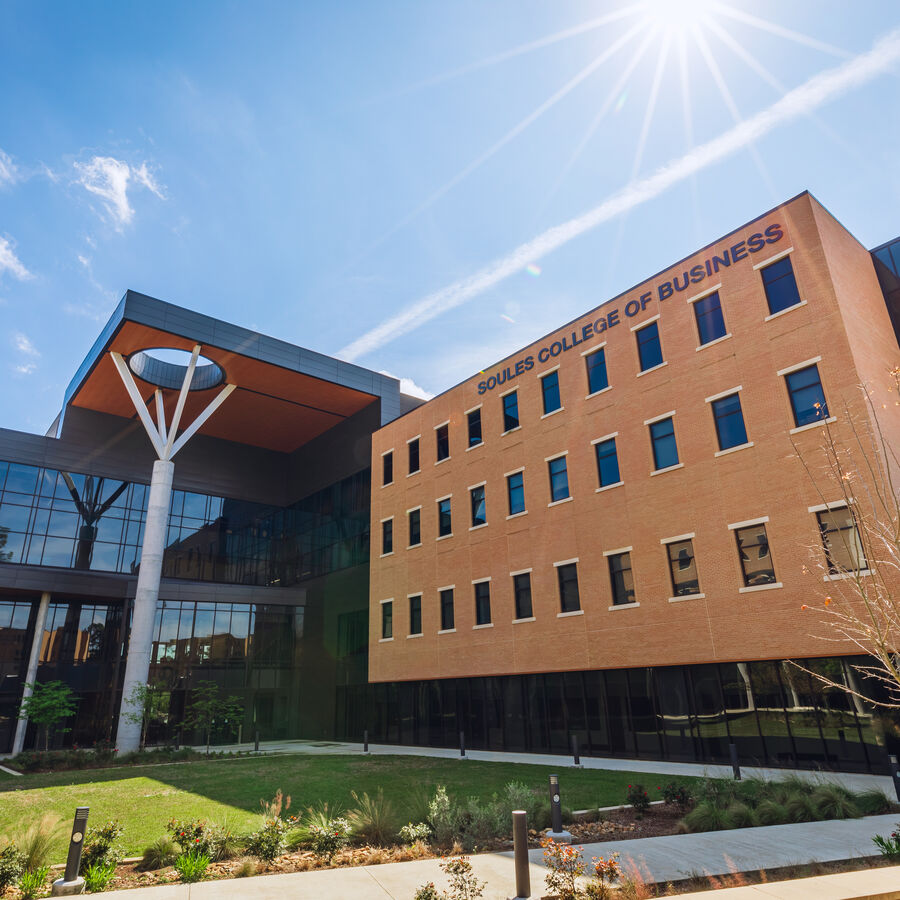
[0,754,694,860]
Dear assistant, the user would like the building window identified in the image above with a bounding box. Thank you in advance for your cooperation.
[594,437,620,488]
[541,370,561,415]
[438,497,452,537]
[436,424,450,461]
[636,321,663,371]
[474,581,491,625]
[557,562,581,613]
[502,391,519,432]
[513,573,532,619]
[381,519,393,555]
[408,438,420,474]
[507,471,525,516]
[440,588,455,630]
[470,485,487,527]
[383,451,393,486]
[381,601,393,639]
[608,552,635,606]
[409,595,422,635]
[785,365,828,427]
[649,417,679,470]
[762,256,802,315]
[693,292,727,345]
[586,348,609,395]
[666,539,700,596]
[467,408,483,447]
[408,508,421,546]
[817,507,866,574]
[735,523,776,586]
[548,456,570,502]
[711,393,748,450]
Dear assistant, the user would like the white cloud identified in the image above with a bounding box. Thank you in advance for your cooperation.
[0,237,32,281]
[74,156,165,228]
[339,26,900,362]
[0,149,17,187]
[15,332,39,357]
[14,363,36,375]
[379,370,434,400]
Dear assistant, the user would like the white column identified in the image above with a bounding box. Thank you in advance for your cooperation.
[114,459,174,752]
[11,592,51,756]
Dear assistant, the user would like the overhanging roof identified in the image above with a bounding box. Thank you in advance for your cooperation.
[60,291,403,454]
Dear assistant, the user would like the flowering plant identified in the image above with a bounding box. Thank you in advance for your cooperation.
[308,818,352,861]
[873,825,900,860]
[585,852,620,899]
[542,838,585,900]
[625,784,650,815]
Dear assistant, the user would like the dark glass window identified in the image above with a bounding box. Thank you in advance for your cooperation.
[436,424,450,461]
[383,451,393,486]
[609,552,634,606]
[409,595,422,635]
[557,562,581,613]
[636,321,663,371]
[470,485,486,527]
[586,348,609,395]
[817,508,866,574]
[667,539,700,597]
[381,601,393,639]
[712,393,749,450]
[548,456,570,502]
[507,471,525,516]
[513,573,533,619]
[438,497,452,537]
[467,409,483,447]
[382,519,393,555]
[786,365,828,427]
[649,417,679,470]
[761,256,802,315]
[440,588,454,630]
[541,370,561,415]
[735,523,776,586]
[408,508,421,546]
[474,581,491,625]
[502,391,519,432]
[408,438,420,474]
[693,292,727,345]
[594,438,620,488]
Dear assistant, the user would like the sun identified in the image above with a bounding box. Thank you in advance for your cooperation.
[640,0,717,35]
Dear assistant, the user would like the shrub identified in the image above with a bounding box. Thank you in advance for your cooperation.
[784,792,820,823]
[308,818,352,861]
[458,796,504,848]
[811,784,861,820]
[18,865,50,900]
[586,852,621,900]
[82,819,125,868]
[166,818,209,855]
[139,836,179,871]
[0,843,25,893]
[17,813,63,871]
[84,860,117,892]
[755,799,789,826]
[440,855,485,900]
[206,824,242,861]
[414,882,442,900]
[245,818,289,862]
[428,786,460,848]
[347,788,396,846]
[662,782,693,811]
[725,802,756,829]
[497,781,542,824]
[873,825,900,860]
[543,839,584,900]
[681,801,735,833]
[174,850,209,883]
[856,788,891,815]
[625,784,651,815]
[399,822,432,845]
[234,858,257,878]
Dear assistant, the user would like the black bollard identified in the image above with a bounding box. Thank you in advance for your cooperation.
[51,806,89,894]
[511,810,531,900]
[459,730,466,758]
[549,774,563,834]
[571,734,581,767]
[364,729,369,754]
[890,755,900,802]
[254,728,260,752]
[729,742,741,781]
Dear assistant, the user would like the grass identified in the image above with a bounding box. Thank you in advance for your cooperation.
[0,753,696,861]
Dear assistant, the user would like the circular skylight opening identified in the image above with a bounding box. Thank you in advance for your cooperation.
[127,347,225,391]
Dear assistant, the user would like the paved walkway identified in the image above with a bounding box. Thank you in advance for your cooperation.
[95,814,900,900]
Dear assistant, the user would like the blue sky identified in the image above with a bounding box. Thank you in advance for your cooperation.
[1,0,899,431]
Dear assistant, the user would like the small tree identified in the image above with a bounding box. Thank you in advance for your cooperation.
[19,681,78,751]
[183,681,244,755]
[121,681,172,750]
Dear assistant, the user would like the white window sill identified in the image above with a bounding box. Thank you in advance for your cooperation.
[790,416,837,435]
[557,609,584,618]
[541,407,564,420]
[379,551,394,559]
[585,386,612,400]
[501,426,522,437]
[406,470,420,478]
[465,442,484,452]
[668,593,705,603]
[596,481,624,494]
[506,510,528,520]
[434,457,451,467]
[764,299,807,322]
[473,622,494,630]
[512,616,536,624]
[408,542,422,550]
[637,361,668,378]
[436,533,454,542]
[651,463,684,477]
[437,628,456,635]
[825,568,872,582]
[715,442,754,458]
[469,522,488,532]
[609,601,640,611]
[407,633,423,639]
[696,333,733,352]
[548,496,573,507]
[379,637,394,643]
[739,582,783,593]
[381,482,393,489]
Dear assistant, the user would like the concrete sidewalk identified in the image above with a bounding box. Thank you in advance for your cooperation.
[95,814,900,900]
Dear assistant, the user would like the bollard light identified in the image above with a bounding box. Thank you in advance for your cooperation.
[364,729,369,754]
[729,742,741,781]
[546,775,572,844]
[254,728,260,752]
[510,810,532,900]
[51,806,88,896]
[459,730,466,759]
[571,734,581,767]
